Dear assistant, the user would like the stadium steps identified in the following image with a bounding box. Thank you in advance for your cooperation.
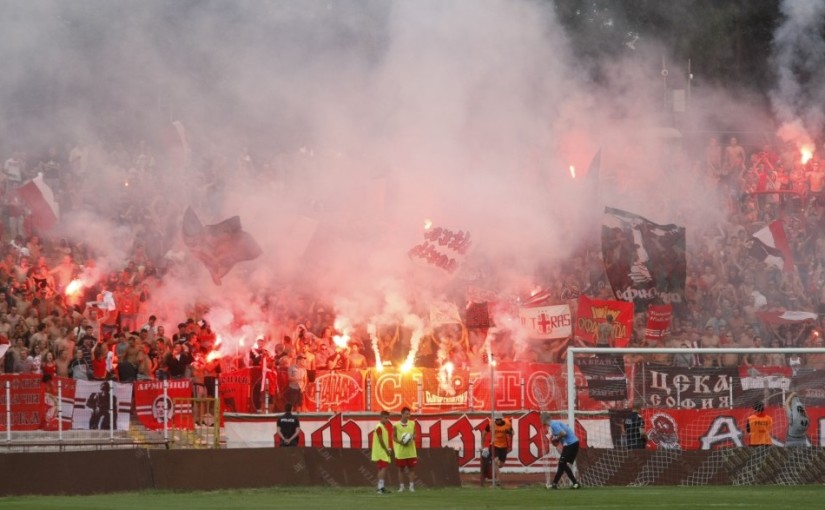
[0,429,136,452]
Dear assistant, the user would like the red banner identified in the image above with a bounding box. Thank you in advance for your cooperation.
[42,377,75,431]
[642,406,825,449]
[367,368,422,413]
[361,364,616,414]
[135,380,193,430]
[0,375,45,431]
[408,225,471,274]
[575,296,633,347]
[304,370,366,412]
[219,368,256,414]
[420,368,471,411]
[644,304,672,342]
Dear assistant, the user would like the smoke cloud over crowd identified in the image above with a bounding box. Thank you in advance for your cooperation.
[0,0,792,333]
[771,0,825,150]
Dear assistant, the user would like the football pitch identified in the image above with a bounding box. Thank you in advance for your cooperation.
[0,485,821,510]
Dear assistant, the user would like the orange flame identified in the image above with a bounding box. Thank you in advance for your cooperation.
[332,332,350,349]
[65,279,83,297]
[801,144,815,165]
[569,165,576,179]
[206,350,222,362]
[444,361,455,377]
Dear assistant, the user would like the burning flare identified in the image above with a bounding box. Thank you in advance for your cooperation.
[65,279,84,297]
[332,316,352,348]
[423,218,433,230]
[569,165,576,179]
[367,323,383,371]
[800,144,815,165]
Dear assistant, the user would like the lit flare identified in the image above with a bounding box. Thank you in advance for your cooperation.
[65,279,84,297]
[801,144,815,165]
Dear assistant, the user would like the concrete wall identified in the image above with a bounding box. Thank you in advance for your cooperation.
[0,447,461,496]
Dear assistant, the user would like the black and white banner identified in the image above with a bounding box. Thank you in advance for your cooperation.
[601,207,686,311]
[72,380,132,431]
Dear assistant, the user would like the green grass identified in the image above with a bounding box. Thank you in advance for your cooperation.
[0,485,822,510]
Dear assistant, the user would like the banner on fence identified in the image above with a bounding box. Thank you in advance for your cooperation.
[304,370,365,413]
[641,365,740,409]
[42,377,75,431]
[219,368,256,414]
[642,406,825,449]
[0,374,45,431]
[224,411,592,473]
[135,380,193,430]
[72,380,132,431]
[576,356,628,401]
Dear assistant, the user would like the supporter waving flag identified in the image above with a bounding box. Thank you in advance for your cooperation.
[748,220,794,272]
[601,207,686,311]
[15,173,59,232]
[182,207,263,285]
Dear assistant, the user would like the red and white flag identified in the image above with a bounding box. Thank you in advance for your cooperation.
[750,220,794,272]
[429,301,462,326]
[16,173,59,231]
[644,304,672,343]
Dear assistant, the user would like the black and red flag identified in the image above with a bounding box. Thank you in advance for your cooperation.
[601,207,686,311]
[182,207,262,285]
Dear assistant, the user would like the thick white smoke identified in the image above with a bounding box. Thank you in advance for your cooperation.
[0,1,772,325]
[770,0,825,149]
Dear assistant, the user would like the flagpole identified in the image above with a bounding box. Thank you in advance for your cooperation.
[489,352,496,489]
[163,378,169,442]
[58,381,63,443]
[108,381,114,441]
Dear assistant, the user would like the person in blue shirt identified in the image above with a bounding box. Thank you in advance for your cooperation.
[546,418,581,489]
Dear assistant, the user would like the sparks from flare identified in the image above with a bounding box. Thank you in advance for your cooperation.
[367,323,383,371]
[332,316,353,349]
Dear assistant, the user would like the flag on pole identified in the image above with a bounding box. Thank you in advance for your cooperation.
[429,301,462,326]
[16,173,59,231]
[182,207,263,285]
[749,220,794,272]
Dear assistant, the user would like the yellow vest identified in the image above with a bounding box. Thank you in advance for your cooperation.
[393,420,417,459]
[371,422,392,462]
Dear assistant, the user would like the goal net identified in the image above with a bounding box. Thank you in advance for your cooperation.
[565,346,825,486]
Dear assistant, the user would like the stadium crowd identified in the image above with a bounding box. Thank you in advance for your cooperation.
[0,133,824,410]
